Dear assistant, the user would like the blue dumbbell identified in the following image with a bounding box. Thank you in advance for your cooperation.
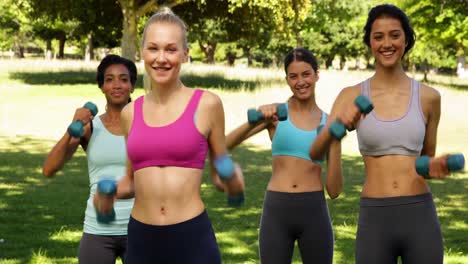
[416,154,465,178]
[248,104,288,124]
[329,96,373,140]
[96,179,117,224]
[214,154,244,207]
[68,102,98,138]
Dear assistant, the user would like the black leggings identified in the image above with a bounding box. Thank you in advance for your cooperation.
[259,191,334,264]
[125,210,221,264]
[356,193,443,264]
[78,233,127,264]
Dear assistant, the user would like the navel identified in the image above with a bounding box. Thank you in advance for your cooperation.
[292,184,297,188]
[160,206,166,215]
[392,181,399,189]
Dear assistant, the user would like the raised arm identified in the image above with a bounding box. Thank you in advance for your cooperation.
[420,84,441,157]
[227,102,282,150]
[324,130,343,199]
[42,107,93,177]
[309,86,361,160]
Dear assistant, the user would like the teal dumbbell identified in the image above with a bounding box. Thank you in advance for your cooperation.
[68,102,98,138]
[214,154,244,207]
[416,154,465,178]
[329,96,373,140]
[248,104,288,124]
[96,179,117,224]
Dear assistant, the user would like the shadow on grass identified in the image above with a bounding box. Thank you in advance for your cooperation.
[0,136,466,263]
[181,73,260,91]
[0,136,88,263]
[8,70,144,89]
[426,80,468,91]
[8,71,269,92]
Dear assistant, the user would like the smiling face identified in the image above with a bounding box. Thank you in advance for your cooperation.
[142,22,188,86]
[101,64,133,106]
[286,60,319,100]
[370,16,407,69]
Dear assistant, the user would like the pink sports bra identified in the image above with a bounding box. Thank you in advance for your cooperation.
[127,89,209,171]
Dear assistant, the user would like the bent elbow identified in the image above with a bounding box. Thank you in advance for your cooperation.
[328,191,340,199]
[309,150,322,161]
[42,167,55,178]
[326,184,343,199]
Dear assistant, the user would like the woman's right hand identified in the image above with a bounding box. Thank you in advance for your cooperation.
[336,99,365,129]
[93,191,116,215]
[257,103,280,123]
[224,163,245,195]
[72,106,94,124]
[428,154,450,179]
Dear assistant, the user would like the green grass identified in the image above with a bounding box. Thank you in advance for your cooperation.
[0,59,467,263]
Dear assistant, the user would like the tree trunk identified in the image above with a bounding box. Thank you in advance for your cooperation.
[85,32,94,62]
[57,32,66,59]
[292,0,302,47]
[199,41,216,64]
[226,52,236,66]
[340,55,346,70]
[45,39,52,60]
[120,0,138,61]
[325,57,333,69]
[423,59,429,82]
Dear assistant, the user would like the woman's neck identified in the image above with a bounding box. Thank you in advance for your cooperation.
[289,96,319,113]
[103,104,124,122]
[373,62,409,86]
[149,80,184,104]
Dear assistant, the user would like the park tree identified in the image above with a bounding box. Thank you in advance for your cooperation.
[117,0,189,60]
[0,1,34,58]
[175,0,276,65]
[303,0,368,69]
[402,0,468,76]
[27,0,123,60]
[174,0,229,64]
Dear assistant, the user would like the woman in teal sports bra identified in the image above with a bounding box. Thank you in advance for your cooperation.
[226,48,342,264]
[42,54,136,264]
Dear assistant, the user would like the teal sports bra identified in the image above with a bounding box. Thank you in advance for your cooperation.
[271,103,327,163]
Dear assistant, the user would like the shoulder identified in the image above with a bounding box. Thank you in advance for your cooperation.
[419,82,441,104]
[338,83,361,99]
[121,100,136,124]
[333,83,362,107]
[198,89,223,110]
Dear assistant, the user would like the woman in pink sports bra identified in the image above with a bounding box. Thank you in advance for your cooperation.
[310,4,452,264]
[94,9,244,264]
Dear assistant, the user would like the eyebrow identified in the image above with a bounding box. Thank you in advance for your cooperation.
[105,73,130,77]
[146,42,178,46]
[372,29,403,35]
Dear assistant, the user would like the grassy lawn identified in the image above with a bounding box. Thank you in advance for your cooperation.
[0,59,466,264]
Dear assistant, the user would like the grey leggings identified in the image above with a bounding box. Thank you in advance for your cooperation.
[356,193,443,264]
[259,191,334,264]
[78,232,127,264]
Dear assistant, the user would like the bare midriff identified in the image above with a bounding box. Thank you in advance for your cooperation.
[268,156,323,192]
[131,166,205,225]
[361,155,430,198]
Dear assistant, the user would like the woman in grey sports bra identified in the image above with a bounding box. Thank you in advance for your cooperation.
[310,4,453,264]
[226,48,342,264]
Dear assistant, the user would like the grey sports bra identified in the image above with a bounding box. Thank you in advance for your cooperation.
[357,78,426,156]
